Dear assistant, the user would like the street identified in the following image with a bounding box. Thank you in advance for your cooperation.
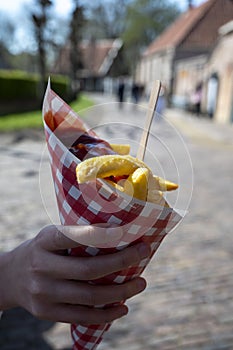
[0,96,233,350]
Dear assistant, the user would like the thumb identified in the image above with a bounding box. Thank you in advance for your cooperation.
[56,223,123,248]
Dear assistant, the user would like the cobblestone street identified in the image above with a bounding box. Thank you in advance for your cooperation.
[0,96,233,350]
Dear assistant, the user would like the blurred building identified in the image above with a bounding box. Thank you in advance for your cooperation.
[204,21,233,123]
[136,0,233,123]
[53,38,124,93]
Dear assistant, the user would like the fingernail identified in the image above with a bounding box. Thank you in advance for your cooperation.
[121,305,128,316]
[138,243,151,259]
[137,278,146,291]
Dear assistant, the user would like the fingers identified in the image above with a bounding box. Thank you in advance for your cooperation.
[32,301,128,325]
[38,277,146,306]
[60,303,128,325]
[28,276,146,324]
[57,224,123,247]
[29,225,150,326]
[43,242,151,281]
[37,224,123,251]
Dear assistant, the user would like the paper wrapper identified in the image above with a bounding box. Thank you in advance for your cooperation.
[42,82,183,350]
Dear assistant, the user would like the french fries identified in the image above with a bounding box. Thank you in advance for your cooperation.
[123,168,149,201]
[76,155,139,183]
[110,144,130,155]
[76,144,178,205]
[150,175,178,192]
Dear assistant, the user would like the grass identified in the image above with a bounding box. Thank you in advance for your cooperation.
[0,94,94,131]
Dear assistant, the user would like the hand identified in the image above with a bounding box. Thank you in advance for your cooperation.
[0,225,151,325]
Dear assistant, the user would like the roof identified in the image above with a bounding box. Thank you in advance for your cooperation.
[80,39,122,75]
[143,0,215,56]
[54,39,122,77]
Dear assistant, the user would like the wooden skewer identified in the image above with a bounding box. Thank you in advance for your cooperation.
[137,80,161,161]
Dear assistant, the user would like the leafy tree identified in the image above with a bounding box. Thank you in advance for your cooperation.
[0,13,15,69]
[81,0,180,75]
[31,0,53,94]
[84,0,129,39]
[69,0,86,99]
[10,52,37,73]
[123,0,180,47]
[0,13,15,51]
[123,0,181,73]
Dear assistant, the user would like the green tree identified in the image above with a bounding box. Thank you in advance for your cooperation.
[123,0,180,73]
[31,0,53,94]
[84,0,128,39]
[81,0,180,75]
[0,13,15,69]
[10,52,37,73]
[81,0,130,75]
[69,0,86,99]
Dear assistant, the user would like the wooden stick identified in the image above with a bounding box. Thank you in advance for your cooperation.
[137,80,161,161]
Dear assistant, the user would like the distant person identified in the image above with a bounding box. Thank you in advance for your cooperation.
[131,82,140,105]
[117,78,125,108]
[192,82,203,116]
[207,73,218,119]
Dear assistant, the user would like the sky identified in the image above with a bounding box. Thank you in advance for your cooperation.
[0,0,206,54]
[0,0,206,17]
[1,0,73,17]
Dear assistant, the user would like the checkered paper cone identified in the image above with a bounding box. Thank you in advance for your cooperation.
[42,83,183,350]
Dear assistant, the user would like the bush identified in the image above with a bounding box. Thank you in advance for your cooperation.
[50,75,70,101]
[0,70,38,101]
[0,70,70,115]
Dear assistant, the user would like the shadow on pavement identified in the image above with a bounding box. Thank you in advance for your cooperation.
[0,307,71,350]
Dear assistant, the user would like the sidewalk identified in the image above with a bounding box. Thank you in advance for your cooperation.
[165,108,233,148]
[88,92,233,148]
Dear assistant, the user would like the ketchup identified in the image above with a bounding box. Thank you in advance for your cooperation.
[69,133,116,161]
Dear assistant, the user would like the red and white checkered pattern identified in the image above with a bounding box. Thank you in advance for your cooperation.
[42,82,182,350]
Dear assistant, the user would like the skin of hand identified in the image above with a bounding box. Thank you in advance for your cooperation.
[0,225,151,325]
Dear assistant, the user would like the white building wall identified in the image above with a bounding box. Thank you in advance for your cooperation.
[174,55,207,107]
[206,32,233,123]
[136,50,173,96]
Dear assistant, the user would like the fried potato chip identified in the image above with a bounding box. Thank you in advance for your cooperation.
[75,150,178,206]
[151,176,178,192]
[76,155,140,183]
[124,155,151,169]
[105,179,125,192]
[110,144,130,155]
[124,168,149,201]
[124,156,178,191]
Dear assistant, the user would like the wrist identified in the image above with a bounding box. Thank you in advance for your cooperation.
[0,250,18,310]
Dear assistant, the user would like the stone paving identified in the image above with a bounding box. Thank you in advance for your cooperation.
[0,96,233,350]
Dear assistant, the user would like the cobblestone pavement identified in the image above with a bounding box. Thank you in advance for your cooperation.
[0,96,233,350]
